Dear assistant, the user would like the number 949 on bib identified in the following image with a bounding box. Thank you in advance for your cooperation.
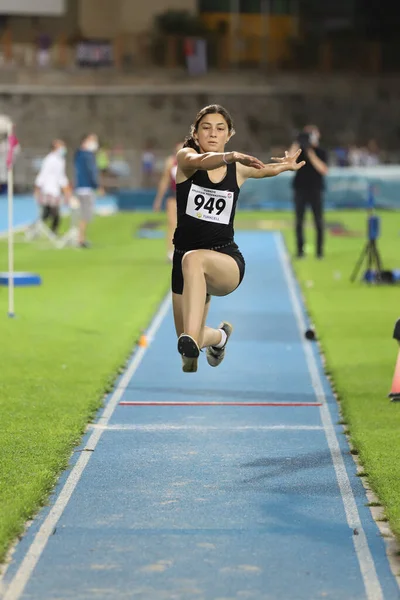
[186,183,234,225]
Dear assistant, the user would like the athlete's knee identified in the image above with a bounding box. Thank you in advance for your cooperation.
[182,251,204,276]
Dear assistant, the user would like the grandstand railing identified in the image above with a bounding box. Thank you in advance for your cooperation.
[0,33,399,74]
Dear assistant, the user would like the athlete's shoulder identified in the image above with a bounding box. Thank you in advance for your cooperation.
[177,147,195,161]
[176,147,200,183]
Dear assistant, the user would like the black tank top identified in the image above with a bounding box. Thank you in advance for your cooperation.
[173,162,240,251]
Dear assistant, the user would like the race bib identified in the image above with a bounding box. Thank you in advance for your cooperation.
[186,183,234,225]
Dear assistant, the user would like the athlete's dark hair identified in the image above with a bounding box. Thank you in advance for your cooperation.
[183,105,235,152]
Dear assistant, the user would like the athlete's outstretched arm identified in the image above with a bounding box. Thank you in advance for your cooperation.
[238,149,305,181]
[177,147,264,175]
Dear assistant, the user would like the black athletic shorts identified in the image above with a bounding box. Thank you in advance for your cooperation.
[171,243,246,295]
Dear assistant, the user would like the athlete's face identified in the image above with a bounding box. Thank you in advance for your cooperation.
[195,113,230,153]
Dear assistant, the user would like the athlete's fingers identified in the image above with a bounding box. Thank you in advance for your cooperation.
[247,157,264,168]
[253,158,265,167]
[248,154,263,163]
[292,161,306,170]
[270,156,286,162]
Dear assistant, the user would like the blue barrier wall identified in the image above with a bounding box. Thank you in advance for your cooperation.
[239,166,400,210]
[115,166,400,211]
[0,195,117,233]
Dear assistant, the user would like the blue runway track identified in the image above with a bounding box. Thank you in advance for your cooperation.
[1,231,399,600]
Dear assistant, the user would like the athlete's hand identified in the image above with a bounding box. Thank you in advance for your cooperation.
[270,149,306,171]
[230,152,265,170]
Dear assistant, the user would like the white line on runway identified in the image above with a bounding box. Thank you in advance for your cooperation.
[89,424,324,432]
[275,232,384,600]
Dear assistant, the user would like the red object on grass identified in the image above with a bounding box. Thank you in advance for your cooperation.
[119,401,322,407]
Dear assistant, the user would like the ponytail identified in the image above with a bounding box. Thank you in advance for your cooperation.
[183,135,199,152]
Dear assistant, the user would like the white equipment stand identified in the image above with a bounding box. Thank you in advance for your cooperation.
[56,196,80,249]
[24,196,81,249]
[24,207,59,245]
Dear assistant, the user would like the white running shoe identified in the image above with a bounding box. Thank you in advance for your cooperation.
[206,322,233,367]
[177,334,200,373]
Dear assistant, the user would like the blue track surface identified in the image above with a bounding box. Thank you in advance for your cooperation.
[0,196,38,232]
[1,231,399,600]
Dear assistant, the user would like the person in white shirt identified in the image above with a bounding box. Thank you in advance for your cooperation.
[34,139,71,234]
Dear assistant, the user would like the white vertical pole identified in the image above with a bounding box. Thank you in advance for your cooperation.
[7,125,14,318]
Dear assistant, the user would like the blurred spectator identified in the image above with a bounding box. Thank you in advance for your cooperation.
[364,139,381,166]
[141,141,156,188]
[348,140,381,167]
[347,144,364,167]
[36,31,52,68]
[333,145,349,166]
[74,133,100,248]
[96,143,111,188]
[96,144,110,174]
[109,145,131,178]
[34,139,70,235]
[152,141,183,262]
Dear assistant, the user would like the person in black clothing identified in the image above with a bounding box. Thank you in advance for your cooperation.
[290,125,329,259]
[173,104,305,373]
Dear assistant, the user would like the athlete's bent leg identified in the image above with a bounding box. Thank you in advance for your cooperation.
[173,292,211,373]
[173,250,240,372]
[181,250,239,345]
[174,290,222,345]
